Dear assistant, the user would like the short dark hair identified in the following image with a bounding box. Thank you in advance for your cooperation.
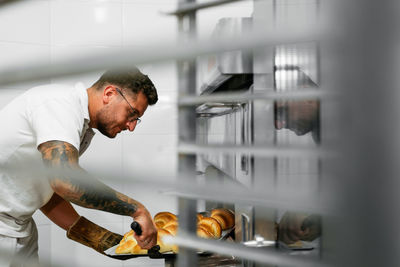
[92,67,158,105]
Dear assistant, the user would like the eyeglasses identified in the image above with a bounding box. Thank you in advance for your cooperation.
[115,87,141,125]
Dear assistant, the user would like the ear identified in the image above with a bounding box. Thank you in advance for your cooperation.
[102,85,116,105]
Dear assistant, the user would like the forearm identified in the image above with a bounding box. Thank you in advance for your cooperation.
[55,174,142,217]
[38,140,143,218]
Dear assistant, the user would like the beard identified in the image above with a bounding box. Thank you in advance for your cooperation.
[287,116,315,136]
[287,101,319,136]
[95,107,117,138]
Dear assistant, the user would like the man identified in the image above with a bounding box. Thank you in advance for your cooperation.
[274,71,321,245]
[274,99,322,245]
[274,99,320,144]
[0,67,158,266]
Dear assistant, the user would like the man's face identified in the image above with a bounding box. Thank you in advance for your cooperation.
[96,89,148,138]
[275,100,319,136]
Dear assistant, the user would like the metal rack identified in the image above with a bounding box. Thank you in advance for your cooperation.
[172,0,324,266]
[172,0,400,266]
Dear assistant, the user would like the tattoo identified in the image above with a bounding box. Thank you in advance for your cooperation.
[38,141,138,216]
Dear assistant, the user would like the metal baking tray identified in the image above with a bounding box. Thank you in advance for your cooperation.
[104,227,235,260]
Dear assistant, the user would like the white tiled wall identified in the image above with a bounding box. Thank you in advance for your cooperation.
[1,0,178,266]
[51,1,123,47]
[122,2,177,46]
[0,0,50,45]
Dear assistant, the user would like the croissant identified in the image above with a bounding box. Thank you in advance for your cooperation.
[115,230,137,254]
[157,228,178,253]
[197,217,222,238]
[115,226,178,254]
[210,208,235,230]
[197,226,214,239]
[154,212,178,228]
[163,221,178,236]
[115,230,147,254]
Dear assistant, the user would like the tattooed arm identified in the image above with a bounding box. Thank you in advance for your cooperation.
[38,140,157,249]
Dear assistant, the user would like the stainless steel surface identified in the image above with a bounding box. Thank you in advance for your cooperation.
[179,89,329,106]
[197,17,252,95]
[211,18,253,74]
[243,235,275,248]
[164,233,327,267]
[178,142,331,158]
[196,103,243,178]
[177,0,198,266]
[196,103,242,117]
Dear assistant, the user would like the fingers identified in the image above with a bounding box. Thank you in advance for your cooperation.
[279,228,303,244]
[132,207,158,249]
[132,222,157,249]
[279,221,304,244]
[135,233,157,249]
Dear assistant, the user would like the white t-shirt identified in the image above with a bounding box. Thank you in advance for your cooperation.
[0,83,95,237]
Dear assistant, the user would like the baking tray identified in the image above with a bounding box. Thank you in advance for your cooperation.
[104,227,235,260]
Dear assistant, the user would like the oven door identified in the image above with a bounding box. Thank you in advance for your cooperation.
[196,103,243,179]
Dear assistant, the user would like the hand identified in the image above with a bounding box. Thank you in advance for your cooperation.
[132,206,157,249]
[278,212,321,245]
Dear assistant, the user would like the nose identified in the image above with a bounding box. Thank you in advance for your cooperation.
[126,120,137,132]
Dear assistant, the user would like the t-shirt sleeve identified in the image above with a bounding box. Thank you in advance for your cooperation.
[31,99,83,151]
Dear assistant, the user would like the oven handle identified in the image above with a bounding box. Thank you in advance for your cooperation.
[241,213,251,242]
[196,102,243,117]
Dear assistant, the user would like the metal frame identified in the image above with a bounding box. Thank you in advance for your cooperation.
[176,0,198,266]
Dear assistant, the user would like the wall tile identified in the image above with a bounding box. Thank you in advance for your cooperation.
[128,90,177,135]
[121,134,177,179]
[37,224,52,266]
[138,62,177,93]
[80,131,123,178]
[79,131,127,206]
[0,42,51,89]
[122,2,177,46]
[32,211,52,226]
[51,0,123,46]
[119,61,178,135]
[0,0,50,44]
[121,182,178,220]
[50,45,117,86]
